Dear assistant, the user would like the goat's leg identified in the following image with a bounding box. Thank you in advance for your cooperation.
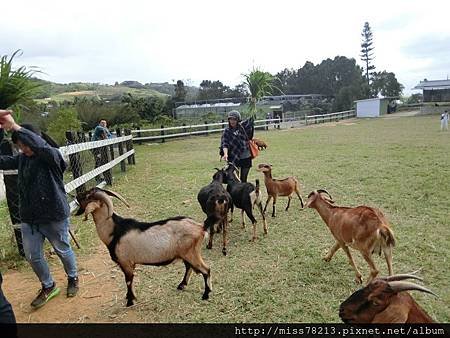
[285,195,292,211]
[256,201,268,235]
[204,216,216,250]
[361,251,379,284]
[120,264,136,307]
[295,189,304,208]
[241,209,246,229]
[323,241,340,262]
[222,217,228,256]
[229,204,234,223]
[244,209,258,241]
[184,251,212,300]
[177,260,193,290]
[272,195,277,217]
[263,196,272,214]
[340,245,363,284]
[382,245,394,276]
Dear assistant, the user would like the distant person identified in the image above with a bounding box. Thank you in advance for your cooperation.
[440,110,449,131]
[220,110,254,183]
[0,272,15,323]
[92,119,112,183]
[0,110,79,309]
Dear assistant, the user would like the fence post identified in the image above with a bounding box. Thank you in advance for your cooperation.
[222,120,225,130]
[116,128,126,172]
[161,125,165,143]
[182,123,187,134]
[277,117,281,129]
[305,115,308,126]
[88,131,93,142]
[125,129,136,165]
[137,126,142,145]
[1,140,24,257]
[204,121,208,136]
[65,131,86,194]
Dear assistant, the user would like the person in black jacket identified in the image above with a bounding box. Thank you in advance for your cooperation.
[0,110,79,309]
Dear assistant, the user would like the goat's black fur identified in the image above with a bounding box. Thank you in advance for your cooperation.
[197,168,232,255]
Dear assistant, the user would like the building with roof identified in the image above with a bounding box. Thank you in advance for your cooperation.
[413,79,450,102]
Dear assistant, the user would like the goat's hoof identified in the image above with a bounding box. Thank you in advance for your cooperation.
[222,248,227,256]
[206,244,212,250]
[126,300,134,307]
[323,257,331,262]
[355,276,363,284]
[202,293,209,300]
[177,283,186,290]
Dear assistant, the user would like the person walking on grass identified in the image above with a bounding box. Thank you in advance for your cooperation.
[0,110,79,309]
[220,110,254,183]
[440,110,449,131]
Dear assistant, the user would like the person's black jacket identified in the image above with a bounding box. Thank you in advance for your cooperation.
[0,128,69,225]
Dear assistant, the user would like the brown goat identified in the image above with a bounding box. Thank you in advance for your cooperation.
[306,190,395,284]
[340,273,436,323]
[252,138,268,151]
[256,163,304,217]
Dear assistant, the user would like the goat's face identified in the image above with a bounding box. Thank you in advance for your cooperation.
[339,279,393,323]
[223,165,241,184]
[74,188,103,218]
[256,163,272,174]
[305,190,334,208]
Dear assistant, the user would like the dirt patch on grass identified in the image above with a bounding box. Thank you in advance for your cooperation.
[2,245,140,323]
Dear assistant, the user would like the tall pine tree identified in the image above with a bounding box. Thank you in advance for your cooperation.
[360,22,375,91]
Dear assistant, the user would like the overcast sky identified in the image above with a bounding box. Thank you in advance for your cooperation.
[1,0,449,95]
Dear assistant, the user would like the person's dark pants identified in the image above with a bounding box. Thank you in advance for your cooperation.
[0,273,16,324]
[238,157,252,183]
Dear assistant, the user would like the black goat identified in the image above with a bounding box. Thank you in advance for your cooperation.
[222,165,268,241]
[197,168,233,255]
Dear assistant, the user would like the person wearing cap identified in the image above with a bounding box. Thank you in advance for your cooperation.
[220,110,254,182]
[440,110,449,131]
[0,110,79,309]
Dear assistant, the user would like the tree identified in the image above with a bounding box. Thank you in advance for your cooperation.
[197,80,230,100]
[0,50,41,110]
[47,108,82,145]
[243,68,280,118]
[371,71,404,97]
[174,80,187,102]
[360,22,375,91]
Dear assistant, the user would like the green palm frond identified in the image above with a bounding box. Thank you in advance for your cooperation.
[243,67,281,118]
[0,50,41,109]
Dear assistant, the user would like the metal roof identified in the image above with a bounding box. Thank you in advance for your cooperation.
[413,79,450,90]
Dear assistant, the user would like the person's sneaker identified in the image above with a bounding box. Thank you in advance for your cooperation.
[31,283,60,308]
[67,276,79,297]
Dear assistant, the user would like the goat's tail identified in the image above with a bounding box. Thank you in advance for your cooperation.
[379,224,396,248]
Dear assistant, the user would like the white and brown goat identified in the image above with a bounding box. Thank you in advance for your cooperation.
[340,272,436,323]
[306,189,395,284]
[75,188,212,306]
[256,163,304,217]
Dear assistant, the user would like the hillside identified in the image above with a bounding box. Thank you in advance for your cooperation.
[31,78,198,103]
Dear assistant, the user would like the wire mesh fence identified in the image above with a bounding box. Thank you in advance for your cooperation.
[1,128,136,256]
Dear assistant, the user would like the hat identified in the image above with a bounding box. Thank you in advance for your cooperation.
[227,110,241,121]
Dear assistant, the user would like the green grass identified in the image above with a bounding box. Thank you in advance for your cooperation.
[1,114,449,322]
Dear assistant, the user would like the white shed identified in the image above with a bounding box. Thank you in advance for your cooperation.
[355,98,392,117]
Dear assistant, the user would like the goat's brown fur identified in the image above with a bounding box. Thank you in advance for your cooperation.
[256,163,304,217]
[306,190,395,284]
[252,138,268,150]
[340,277,435,323]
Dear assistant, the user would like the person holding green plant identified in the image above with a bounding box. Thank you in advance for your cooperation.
[220,110,254,182]
[0,110,79,309]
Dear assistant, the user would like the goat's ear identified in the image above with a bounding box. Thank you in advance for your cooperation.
[83,201,99,221]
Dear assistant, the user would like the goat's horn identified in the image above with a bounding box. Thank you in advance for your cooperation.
[381,270,424,282]
[92,191,114,218]
[317,189,333,200]
[388,281,437,297]
[100,189,130,208]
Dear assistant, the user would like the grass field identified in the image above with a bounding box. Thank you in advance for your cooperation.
[1,114,449,322]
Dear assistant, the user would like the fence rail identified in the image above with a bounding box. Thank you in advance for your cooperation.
[1,128,136,256]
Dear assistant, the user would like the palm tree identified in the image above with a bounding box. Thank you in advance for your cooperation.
[0,50,41,110]
[243,67,280,118]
